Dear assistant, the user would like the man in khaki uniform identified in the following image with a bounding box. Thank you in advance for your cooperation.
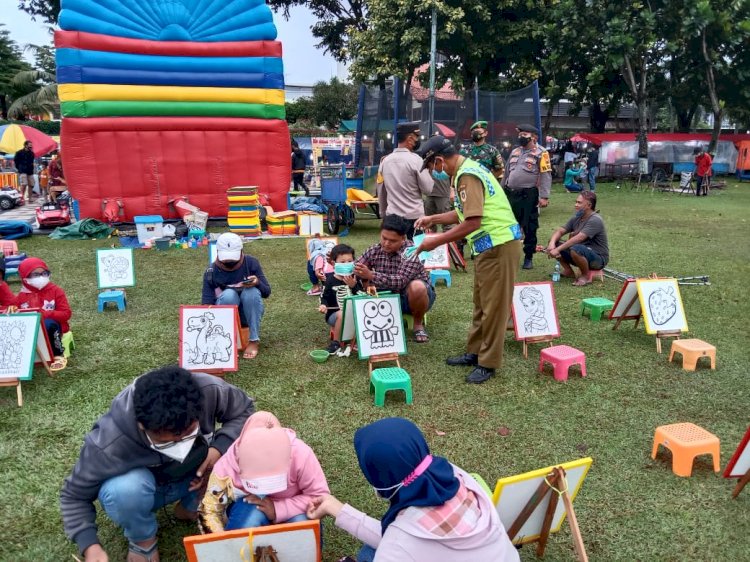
[415,136,522,384]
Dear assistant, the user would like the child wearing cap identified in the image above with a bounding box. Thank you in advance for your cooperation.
[201,232,271,360]
[318,244,363,354]
[14,257,72,371]
[198,411,330,533]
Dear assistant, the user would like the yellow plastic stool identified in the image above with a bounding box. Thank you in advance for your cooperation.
[62,331,75,358]
[668,339,716,371]
[651,422,720,477]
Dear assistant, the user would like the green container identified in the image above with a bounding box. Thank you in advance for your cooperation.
[154,237,171,251]
[309,350,330,363]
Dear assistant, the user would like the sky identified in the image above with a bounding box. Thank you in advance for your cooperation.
[1,4,342,85]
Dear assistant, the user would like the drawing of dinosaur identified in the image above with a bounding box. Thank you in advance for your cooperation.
[186,312,232,365]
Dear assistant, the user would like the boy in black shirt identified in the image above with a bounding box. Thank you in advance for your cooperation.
[318,244,363,353]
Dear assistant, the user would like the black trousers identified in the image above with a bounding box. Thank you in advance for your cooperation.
[505,187,539,259]
[292,172,309,195]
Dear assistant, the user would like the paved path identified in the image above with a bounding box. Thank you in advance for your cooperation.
[0,197,44,226]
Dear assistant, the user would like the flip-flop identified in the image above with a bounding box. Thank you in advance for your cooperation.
[50,356,67,372]
[243,347,259,360]
[413,328,429,343]
[573,278,591,286]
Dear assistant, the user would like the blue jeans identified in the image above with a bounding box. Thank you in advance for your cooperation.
[400,280,436,315]
[307,261,319,285]
[588,166,598,191]
[225,500,309,530]
[98,468,199,543]
[559,244,605,270]
[564,182,583,192]
[216,287,264,341]
[44,318,64,356]
[358,545,376,562]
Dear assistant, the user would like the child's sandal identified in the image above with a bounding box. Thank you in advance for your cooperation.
[50,356,67,372]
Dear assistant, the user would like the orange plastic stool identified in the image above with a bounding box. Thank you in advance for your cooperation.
[668,339,716,371]
[651,422,720,477]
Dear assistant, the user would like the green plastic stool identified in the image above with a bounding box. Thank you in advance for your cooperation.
[580,297,615,322]
[469,473,493,499]
[402,313,427,331]
[62,331,75,358]
[369,367,413,407]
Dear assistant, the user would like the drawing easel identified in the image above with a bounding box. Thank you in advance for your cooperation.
[0,312,54,407]
[522,336,555,360]
[0,379,23,406]
[636,277,688,353]
[724,426,750,499]
[506,467,588,561]
[610,278,641,330]
[511,282,560,358]
[732,470,750,499]
[654,330,681,354]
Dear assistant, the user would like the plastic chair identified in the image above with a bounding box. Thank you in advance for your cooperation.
[369,367,413,407]
[430,269,452,287]
[402,313,427,331]
[98,290,126,312]
[651,422,720,477]
[538,345,587,381]
[0,241,18,257]
[62,331,75,358]
[587,269,605,284]
[580,297,614,322]
[668,339,716,371]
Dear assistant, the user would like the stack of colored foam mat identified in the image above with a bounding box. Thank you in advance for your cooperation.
[54,0,291,221]
[227,186,260,236]
[267,211,298,236]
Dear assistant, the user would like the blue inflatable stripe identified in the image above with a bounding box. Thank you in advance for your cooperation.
[57,48,283,75]
[59,0,277,42]
[57,66,285,90]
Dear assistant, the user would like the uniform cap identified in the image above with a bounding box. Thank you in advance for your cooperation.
[418,135,457,170]
[470,120,488,131]
[396,121,421,135]
[516,124,540,136]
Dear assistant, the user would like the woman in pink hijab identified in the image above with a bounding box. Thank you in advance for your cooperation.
[198,411,330,533]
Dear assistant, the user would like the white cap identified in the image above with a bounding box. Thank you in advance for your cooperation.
[216,232,243,261]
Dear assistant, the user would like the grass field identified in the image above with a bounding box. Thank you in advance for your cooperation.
[0,180,748,561]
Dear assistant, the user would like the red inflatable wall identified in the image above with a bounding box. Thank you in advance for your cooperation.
[62,117,289,220]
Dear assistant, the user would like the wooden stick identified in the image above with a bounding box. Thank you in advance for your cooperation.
[0,379,23,407]
[612,293,639,331]
[732,468,750,499]
[507,476,551,541]
[536,470,561,557]
[559,471,589,562]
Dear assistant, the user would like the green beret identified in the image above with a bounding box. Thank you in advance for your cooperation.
[470,121,488,131]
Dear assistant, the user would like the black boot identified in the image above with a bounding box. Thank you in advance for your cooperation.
[523,257,533,270]
[446,353,478,366]
[466,366,495,384]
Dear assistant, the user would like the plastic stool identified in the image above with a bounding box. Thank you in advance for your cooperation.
[587,269,605,284]
[539,345,587,381]
[651,422,720,477]
[668,339,716,371]
[469,473,493,499]
[61,331,75,358]
[0,241,18,256]
[369,367,413,407]
[580,297,614,322]
[403,313,427,331]
[5,268,19,281]
[98,290,126,312]
[430,269,452,287]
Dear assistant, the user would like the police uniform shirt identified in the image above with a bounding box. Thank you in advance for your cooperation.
[377,148,434,219]
[501,146,552,198]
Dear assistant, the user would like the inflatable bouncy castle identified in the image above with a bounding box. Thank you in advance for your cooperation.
[55,0,290,221]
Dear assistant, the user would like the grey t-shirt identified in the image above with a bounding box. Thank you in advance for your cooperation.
[562,212,609,264]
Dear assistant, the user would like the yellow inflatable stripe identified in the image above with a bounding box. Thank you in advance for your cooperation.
[58,84,284,105]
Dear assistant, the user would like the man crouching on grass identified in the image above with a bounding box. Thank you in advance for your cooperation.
[61,366,254,562]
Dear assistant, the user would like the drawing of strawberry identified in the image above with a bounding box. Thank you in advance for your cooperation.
[648,287,677,325]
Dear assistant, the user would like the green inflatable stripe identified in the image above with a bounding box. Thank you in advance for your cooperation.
[61,100,286,119]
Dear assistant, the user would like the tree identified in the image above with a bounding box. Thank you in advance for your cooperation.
[17,0,60,25]
[8,44,58,119]
[0,25,32,120]
[285,97,316,124]
[308,78,359,128]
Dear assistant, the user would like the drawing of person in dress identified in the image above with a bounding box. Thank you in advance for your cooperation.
[520,287,549,334]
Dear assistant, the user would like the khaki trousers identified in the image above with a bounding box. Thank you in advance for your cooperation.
[466,240,521,369]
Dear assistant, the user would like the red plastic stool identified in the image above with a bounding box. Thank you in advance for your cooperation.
[539,345,587,381]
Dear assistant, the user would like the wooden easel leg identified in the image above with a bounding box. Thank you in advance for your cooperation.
[536,471,561,557]
[16,382,22,407]
[732,469,750,499]
[41,360,53,377]
[656,337,662,354]
[559,470,589,562]
[523,341,529,360]
[507,477,551,541]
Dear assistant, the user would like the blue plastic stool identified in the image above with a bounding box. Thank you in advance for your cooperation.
[430,269,452,287]
[98,290,126,312]
[369,367,413,407]
[5,268,19,281]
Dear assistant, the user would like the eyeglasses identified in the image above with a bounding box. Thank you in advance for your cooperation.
[28,271,50,279]
[147,432,199,450]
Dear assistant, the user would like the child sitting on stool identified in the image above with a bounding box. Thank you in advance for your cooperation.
[14,257,71,371]
[318,244,363,354]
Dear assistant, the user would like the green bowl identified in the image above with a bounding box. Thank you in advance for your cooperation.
[301,282,314,291]
[309,350,330,363]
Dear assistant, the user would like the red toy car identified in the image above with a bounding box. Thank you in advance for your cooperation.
[36,201,71,228]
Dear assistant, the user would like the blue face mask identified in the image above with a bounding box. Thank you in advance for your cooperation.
[334,262,355,276]
[432,169,450,181]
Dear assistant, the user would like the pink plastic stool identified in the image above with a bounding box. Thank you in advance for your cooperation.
[587,269,605,284]
[538,345,587,381]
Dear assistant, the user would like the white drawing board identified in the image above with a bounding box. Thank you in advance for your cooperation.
[0,312,45,381]
[492,457,593,545]
[184,520,321,562]
[609,278,640,320]
[636,278,688,334]
[96,248,135,289]
[179,306,240,372]
[511,282,561,341]
[352,294,407,359]
[724,426,750,478]
[340,293,362,342]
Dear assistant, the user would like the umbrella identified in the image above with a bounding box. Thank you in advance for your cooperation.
[434,123,456,138]
[0,124,58,157]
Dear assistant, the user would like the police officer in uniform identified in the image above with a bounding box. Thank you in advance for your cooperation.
[414,136,522,384]
[501,124,552,269]
[460,121,505,179]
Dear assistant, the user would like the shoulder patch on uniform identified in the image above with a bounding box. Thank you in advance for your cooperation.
[540,151,551,173]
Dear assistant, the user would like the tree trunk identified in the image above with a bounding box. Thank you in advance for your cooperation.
[621,55,649,159]
[636,100,649,159]
[589,101,609,133]
[543,99,555,141]
[701,30,722,153]
[676,107,696,132]
[0,95,7,120]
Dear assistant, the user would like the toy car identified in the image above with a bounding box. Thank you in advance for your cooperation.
[0,187,22,210]
[36,201,71,228]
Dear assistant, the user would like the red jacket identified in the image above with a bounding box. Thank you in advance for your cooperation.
[0,282,15,307]
[14,257,72,332]
[695,153,713,177]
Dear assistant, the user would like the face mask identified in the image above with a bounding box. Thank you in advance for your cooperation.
[412,138,421,152]
[432,159,450,181]
[518,137,531,147]
[471,131,484,142]
[334,262,355,276]
[148,426,200,463]
[221,260,239,269]
[25,277,50,290]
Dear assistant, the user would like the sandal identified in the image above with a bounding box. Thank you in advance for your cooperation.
[243,342,259,360]
[572,277,591,287]
[127,539,159,562]
[49,356,67,372]
[413,328,430,343]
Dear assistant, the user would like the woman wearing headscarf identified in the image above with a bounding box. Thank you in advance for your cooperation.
[307,418,519,562]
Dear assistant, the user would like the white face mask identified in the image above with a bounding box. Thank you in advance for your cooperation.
[241,472,288,496]
[25,277,50,290]
[147,426,200,463]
